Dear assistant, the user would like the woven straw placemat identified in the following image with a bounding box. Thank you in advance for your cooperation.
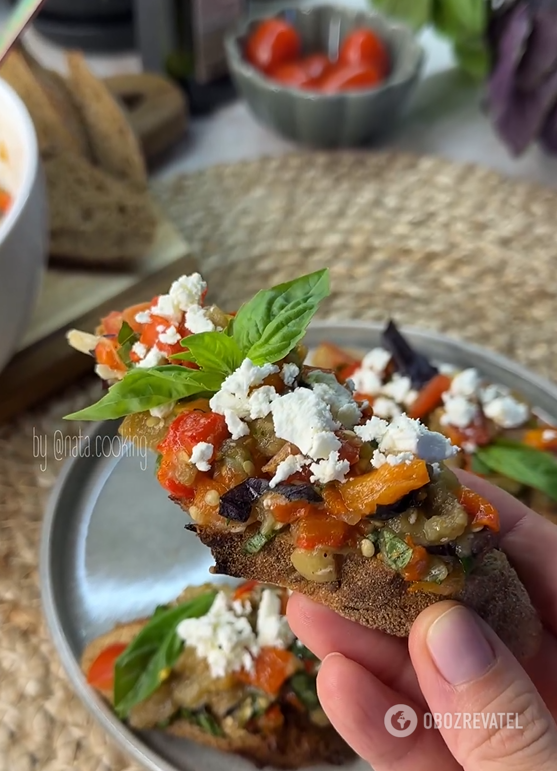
[1,150,557,771]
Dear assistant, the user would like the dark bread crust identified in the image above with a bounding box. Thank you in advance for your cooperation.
[81,620,352,769]
[191,525,542,661]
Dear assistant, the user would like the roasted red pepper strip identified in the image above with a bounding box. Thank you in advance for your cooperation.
[458,486,500,532]
[409,374,451,420]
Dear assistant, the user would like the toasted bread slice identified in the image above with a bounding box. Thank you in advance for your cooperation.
[0,49,77,153]
[190,524,542,661]
[66,52,147,190]
[81,621,352,769]
[43,147,156,266]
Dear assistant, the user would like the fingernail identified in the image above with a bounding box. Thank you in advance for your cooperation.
[427,606,495,685]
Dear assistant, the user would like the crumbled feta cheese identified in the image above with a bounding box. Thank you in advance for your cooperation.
[232,599,252,616]
[185,305,216,334]
[354,416,389,443]
[177,592,258,679]
[371,450,388,468]
[224,410,250,440]
[381,375,414,405]
[371,449,415,469]
[136,345,166,368]
[158,325,181,345]
[441,395,479,428]
[372,397,402,420]
[269,454,308,488]
[438,362,458,376]
[483,395,529,428]
[543,429,557,441]
[404,389,418,407]
[350,368,383,396]
[132,341,147,360]
[361,347,391,374]
[462,441,478,454]
[271,389,340,460]
[305,370,362,429]
[149,402,175,419]
[248,386,279,419]
[190,441,214,472]
[309,451,350,484]
[256,589,294,649]
[379,414,458,463]
[135,310,151,325]
[450,368,482,398]
[156,324,166,333]
[281,362,299,387]
[480,383,510,405]
[151,293,181,324]
[169,273,206,312]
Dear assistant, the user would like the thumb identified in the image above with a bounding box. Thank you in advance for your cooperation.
[409,602,557,771]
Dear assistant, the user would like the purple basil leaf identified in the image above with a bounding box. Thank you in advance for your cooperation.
[219,478,321,522]
[381,320,438,390]
[516,6,557,90]
[488,2,532,123]
[539,100,557,151]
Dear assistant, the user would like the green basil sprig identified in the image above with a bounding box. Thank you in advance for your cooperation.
[65,368,224,421]
[114,591,217,719]
[116,321,140,369]
[475,440,557,503]
[172,331,243,375]
[377,528,413,571]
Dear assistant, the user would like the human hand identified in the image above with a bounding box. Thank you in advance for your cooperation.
[287,472,557,770]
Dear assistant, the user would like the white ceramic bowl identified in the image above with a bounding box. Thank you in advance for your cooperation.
[0,77,48,374]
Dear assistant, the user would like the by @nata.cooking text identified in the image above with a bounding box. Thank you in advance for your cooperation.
[32,428,148,472]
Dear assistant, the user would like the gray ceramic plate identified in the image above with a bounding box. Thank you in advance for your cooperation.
[40,320,557,771]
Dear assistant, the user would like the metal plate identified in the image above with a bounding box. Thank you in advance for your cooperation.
[40,320,557,771]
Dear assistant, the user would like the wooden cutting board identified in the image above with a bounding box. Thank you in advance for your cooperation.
[0,212,196,423]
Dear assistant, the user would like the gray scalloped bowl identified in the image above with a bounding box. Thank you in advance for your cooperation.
[226,4,424,148]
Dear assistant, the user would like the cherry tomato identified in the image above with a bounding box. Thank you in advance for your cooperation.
[87,643,127,691]
[301,53,331,80]
[318,63,382,93]
[269,61,312,88]
[158,411,230,456]
[94,338,126,373]
[139,314,184,357]
[339,29,390,77]
[246,18,301,73]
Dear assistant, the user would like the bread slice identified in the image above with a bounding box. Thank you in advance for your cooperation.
[0,49,78,153]
[43,147,157,266]
[66,52,147,190]
[190,524,542,661]
[18,47,92,159]
[81,621,352,769]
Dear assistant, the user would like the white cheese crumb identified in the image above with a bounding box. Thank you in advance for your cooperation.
[462,441,478,453]
[483,395,529,428]
[158,325,181,345]
[350,367,383,396]
[305,370,362,429]
[438,362,458,375]
[190,441,214,471]
[136,345,166,369]
[270,388,341,460]
[135,310,152,325]
[169,273,206,312]
[440,395,479,428]
[379,414,458,464]
[372,397,402,420]
[354,416,389,443]
[361,347,391,374]
[256,589,294,649]
[543,429,557,441]
[309,451,350,484]
[386,451,415,466]
[149,402,175,419]
[269,454,308,488]
[381,375,414,405]
[450,368,482,398]
[177,592,258,679]
[281,362,300,387]
[185,305,217,334]
[224,410,250,440]
[151,293,180,324]
[248,386,279,419]
[132,341,147,360]
[480,383,510,404]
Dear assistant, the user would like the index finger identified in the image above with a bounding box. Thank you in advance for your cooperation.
[456,470,557,637]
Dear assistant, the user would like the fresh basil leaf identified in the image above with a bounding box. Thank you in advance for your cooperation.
[433,0,486,39]
[114,591,216,718]
[181,708,224,737]
[470,453,492,475]
[117,322,140,369]
[232,270,330,364]
[64,368,223,421]
[172,331,243,375]
[379,528,413,571]
[476,441,557,502]
[454,37,490,79]
[290,672,319,710]
[372,0,433,30]
[459,555,475,575]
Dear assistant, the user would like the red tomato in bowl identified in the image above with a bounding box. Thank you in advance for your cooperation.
[246,19,301,73]
[339,29,390,77]
[269,61,313,88]
[318,63,382,93]
[301,53,331,80]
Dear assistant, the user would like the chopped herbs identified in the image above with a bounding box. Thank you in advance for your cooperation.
[244,528,278,554]
[378,528,413,571]
[289,672,319,711]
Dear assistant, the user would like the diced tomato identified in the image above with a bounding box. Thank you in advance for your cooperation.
[292,514,350,549]
[339,29,390,77]
[0,189,11,214]
[100,310,124,336]
[338,459,429,516]
[157,454,195,500]
[95,338,126,373]
[268,499,317,524]
[87,643,127,691]
[246,19,301,73]
[269,61,313,88]
[158,411,230,456]
[321,485,361,524]
[523,428,557,451]
[310,342,359,373]
[409,374,451,420]
[139,314,185,357]
[238,647,298,695]
[318,63,382,93]
[122,301,153,333]
[401,538,430,582]
[337,361,360,383]
[233,580,259,602]
[458,486,500,532]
